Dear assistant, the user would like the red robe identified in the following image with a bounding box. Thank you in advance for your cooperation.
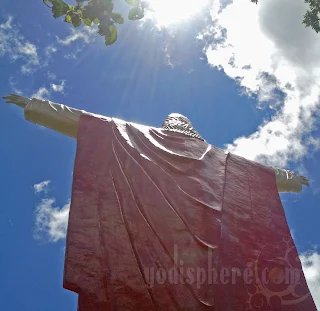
[63,114,317,311]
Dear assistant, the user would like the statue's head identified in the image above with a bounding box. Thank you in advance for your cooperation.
[161,113,204,141]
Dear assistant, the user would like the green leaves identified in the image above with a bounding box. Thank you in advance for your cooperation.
[303,0,320,33]
[125,0,138,6]
[303,10,320,33]
[105,24,117,45]
[64,14,72,23]
[104,1,114,12]
[252,0,320,34]
[71,14,82,27]
[83,18,92,26]
[51,0,69,18]
[82,6,96,20]
[98,23,111,35]
[128,7,144,20]
[99,22,118,45]
[101,0,112,5]
[111,13,124,24]
[43,0,147,47]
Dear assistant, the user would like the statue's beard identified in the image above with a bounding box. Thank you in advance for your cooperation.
[161,113,204,141]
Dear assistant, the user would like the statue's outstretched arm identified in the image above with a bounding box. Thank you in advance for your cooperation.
[3,94,311,194]
[3,94,84,138]
[273,167,309,193]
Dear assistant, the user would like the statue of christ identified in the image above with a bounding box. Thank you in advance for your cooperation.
[3,94,315,311]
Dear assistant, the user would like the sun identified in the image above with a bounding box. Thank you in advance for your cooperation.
[145,0,209,27]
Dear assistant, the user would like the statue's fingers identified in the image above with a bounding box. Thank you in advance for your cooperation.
[2,96,15,104]
[300,176,309,186]
[11,95,24,101]
[3,94,20,103]
[2,95,13,100]
[3,94,18,98]
[2,94,30,107]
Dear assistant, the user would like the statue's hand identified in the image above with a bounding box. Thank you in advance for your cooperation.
[274,167,310,193]
[3,94,31,108]
[298,175,309,187]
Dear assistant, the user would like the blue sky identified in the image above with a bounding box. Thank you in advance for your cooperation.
[1,0,320,310]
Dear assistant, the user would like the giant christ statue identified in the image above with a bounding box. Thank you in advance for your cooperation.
[4,94,316,311]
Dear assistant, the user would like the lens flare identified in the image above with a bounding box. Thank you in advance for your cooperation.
[145,0,209,27]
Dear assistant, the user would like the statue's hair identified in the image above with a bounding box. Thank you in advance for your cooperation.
[161,113,204,141]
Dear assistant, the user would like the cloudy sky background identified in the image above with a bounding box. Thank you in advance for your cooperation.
[1,0,319,309]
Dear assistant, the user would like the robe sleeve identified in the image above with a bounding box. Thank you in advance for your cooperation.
[24,98,85,138]
[273,167,303,193]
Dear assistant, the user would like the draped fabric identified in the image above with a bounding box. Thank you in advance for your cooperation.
[63,114,316,311]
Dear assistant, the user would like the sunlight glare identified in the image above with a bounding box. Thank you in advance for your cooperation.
[145,0,209,27]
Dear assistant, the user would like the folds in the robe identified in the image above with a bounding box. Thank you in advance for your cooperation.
[63,114,316,311]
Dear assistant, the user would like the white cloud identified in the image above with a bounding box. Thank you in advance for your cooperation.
[45,45,57,56]
[290,228,295,240]
[31,80,66,100]
[51,80,65,93]
[200,0,320,167]
[34,180,51,193]
[0,15,13,29]
[8,76,22,95]
[33,180,70,242]
[46,71,57,80]
[64,52,77,59]
[56,26,97,46]
[0,16,41,74]
[54,26,97,62]
[300,251,320,309]
[34,198,70,242]
[64,46,83,60]
[31,87,50,100]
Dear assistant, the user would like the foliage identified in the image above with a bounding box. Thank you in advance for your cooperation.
[252,0,320,34]
[303,0,320,33]
[43,0,149,46]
